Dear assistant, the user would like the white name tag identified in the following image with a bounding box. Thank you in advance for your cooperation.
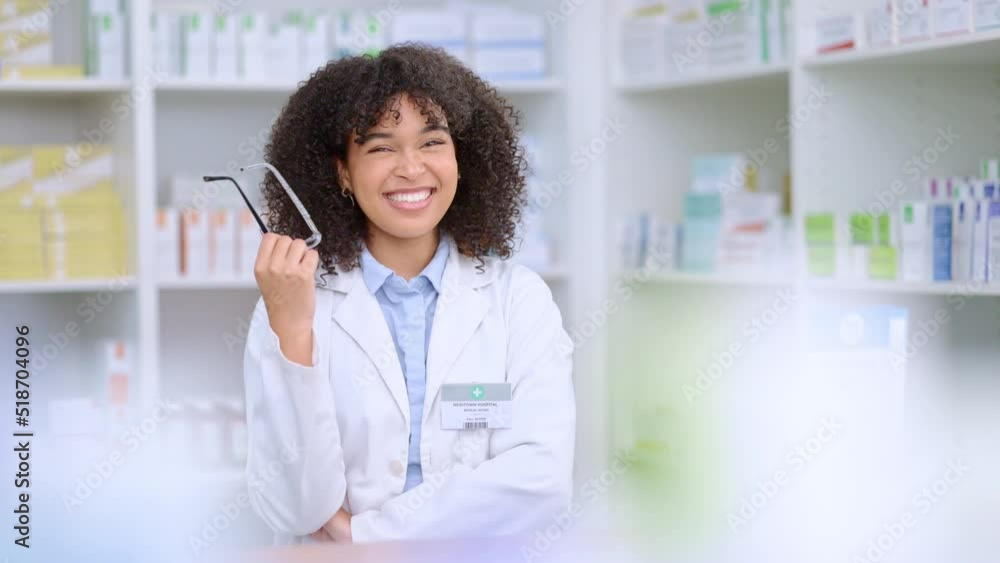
[440,383,512,430]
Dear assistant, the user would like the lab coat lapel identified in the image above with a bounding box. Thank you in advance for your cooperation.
[330,269,410,423]
[425,244,491,410]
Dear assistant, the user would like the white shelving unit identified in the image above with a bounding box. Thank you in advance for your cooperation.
[607,0,1000,558]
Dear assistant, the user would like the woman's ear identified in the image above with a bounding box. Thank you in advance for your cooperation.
[334,157,351,192]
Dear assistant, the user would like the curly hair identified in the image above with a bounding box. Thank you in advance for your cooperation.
[260,43,528,274]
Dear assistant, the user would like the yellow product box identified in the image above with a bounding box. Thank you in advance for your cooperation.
[0,146,31,192]
[0,206,44,279]
[1,63,83,80]
[32,145,115,193]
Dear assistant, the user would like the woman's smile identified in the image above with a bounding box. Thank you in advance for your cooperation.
[384,187,437,210]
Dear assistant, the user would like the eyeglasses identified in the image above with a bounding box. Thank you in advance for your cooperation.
[203,162,322,249]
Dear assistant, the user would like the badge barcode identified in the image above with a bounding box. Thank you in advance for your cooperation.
[464,422,488,430]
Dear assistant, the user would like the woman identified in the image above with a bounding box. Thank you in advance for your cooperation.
[243,44,576,545]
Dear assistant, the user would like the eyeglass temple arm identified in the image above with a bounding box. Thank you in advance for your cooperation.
[241,163,322,249]
[202,176,269,234]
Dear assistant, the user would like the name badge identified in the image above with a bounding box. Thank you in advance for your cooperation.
[440,383,512,430]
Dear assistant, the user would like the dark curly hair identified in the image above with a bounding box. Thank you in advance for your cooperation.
[260,43,528,274]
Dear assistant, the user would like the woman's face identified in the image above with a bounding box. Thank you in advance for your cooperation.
[337,94,458,243]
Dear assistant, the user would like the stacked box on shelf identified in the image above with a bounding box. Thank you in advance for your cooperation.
[680,192,722,272]
[717,191,782,275]
[0,145,127,281]
[85,0,126,79]
[620,0,788,81]
[0,0,64,79]
[470,9,545,82]
[804,213,837,277]
[390,10,468,64]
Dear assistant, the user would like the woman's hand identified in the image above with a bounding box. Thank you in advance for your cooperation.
[310,509,352,543]
[254,233,320,366]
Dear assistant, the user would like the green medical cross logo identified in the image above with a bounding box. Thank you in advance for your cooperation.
[471,385,485,399]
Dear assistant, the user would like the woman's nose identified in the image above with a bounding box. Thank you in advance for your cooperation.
[394,150,426,178]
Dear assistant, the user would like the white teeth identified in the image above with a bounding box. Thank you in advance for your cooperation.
[387,190,431,203]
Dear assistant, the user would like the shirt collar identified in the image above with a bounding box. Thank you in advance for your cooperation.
[360,236,450,295]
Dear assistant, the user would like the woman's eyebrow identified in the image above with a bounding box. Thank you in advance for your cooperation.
[357,124,450,144]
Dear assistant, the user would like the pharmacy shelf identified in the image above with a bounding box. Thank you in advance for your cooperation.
[634,270,797,289]
[801,29,1000,68]
[156,77,564,95]
[0,79,132,95]
[616,64,789,93]
[158,277,257,291]
[157,265,569,291]
[0,277,137,294]
[805,278,1000,297]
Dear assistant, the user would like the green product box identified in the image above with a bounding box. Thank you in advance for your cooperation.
[868,246,898,280]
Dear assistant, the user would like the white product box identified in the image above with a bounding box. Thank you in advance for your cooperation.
[239,11,269,80]
[390,11,469,64]
[473,46,545,81]
[621,17,666,79]
[88,10,125,79]
[647,217,678,271]
[971,197,990,281]
[868,3,895,47]
[952,195,975,282]
[300,13,331,78]
[900,201,930,282]
[471,11,545,43]
[815,13,858,54]
[238,209,261,277]
[156,208,180,280]
[973,0,1000,30]
[989,200,1000,282]
[267,13,302,84]
[933,0,973,35]
[893,0,931,42]
[210,209,238,276]
[470,10,546,80]
[213,14,239,80]
[98,339,132,434]
[181,12,213,79]
[151,11,181,78]
[181,208,210,277]
[705,0,766,66]
[335,10,389,59]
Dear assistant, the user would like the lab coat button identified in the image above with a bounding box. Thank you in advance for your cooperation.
[390,459,405,476]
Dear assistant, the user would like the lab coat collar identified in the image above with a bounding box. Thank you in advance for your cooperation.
[321,234,497,421]
[317,234,499,294]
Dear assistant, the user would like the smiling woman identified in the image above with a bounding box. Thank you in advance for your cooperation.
[243,43,576,547]
[262,44,528,274]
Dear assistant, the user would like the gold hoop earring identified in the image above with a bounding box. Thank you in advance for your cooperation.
[341,186,355,207]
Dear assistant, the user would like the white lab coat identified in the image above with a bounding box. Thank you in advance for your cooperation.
[242,239,576,544]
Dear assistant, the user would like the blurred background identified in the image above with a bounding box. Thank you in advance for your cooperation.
[0,0,998,562]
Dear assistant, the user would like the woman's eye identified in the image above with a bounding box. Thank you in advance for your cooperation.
[423,139,445,148]
[369,146,392,153]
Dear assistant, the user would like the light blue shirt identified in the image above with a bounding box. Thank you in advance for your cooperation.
[360,236,449,492]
